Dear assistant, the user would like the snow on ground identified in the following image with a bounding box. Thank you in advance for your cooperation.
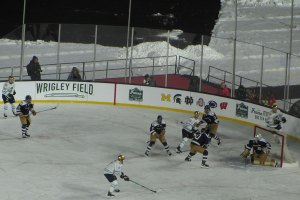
[210,0,300,86]
[0,104,299,200]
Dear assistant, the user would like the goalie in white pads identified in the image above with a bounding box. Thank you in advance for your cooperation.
[266,104,286,130]
[240,134,277,167]
[185,127,211,168]
[176,111,201,153]
[2,76,17,118]
[145,115,172,157]
[104,155,130,197]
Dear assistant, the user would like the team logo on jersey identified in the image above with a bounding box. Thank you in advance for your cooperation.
[208,100,217,108]
[196,98,204,107]
[184,96,193,105]
[173,94,182,104]
[220,102,228,110]
[161,93,171,102]
[236,102,248,118]
[129,88,143,102]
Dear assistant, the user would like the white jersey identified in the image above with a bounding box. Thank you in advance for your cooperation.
[182,117,201,133]
[104,160,123,176]
[2,81,15,96]
[266,109,283,127]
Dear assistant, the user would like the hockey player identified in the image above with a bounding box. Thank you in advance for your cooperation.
[266,104,286,130]
[145,115,172,156]
[184,127,211,168]
[201,105,221,145]
[16,95,37,138]
[104,154,130,197]
[240,134,277,167]
[2,76,17,118]
[176,111,201,153]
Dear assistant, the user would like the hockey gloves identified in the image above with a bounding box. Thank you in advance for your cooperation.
[31,110,37,116]
[120,173,130,181]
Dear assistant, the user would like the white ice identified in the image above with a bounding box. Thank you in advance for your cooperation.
[0,103,299,200]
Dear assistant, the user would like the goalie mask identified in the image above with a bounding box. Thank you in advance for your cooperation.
[117,154,125,163]
[255,133,262,140]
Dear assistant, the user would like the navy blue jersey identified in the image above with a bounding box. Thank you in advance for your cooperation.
[246,138,271,154]
[16,100,34,116]
[150,120,166,134]
[202,111,219,124]
[191,130,211,147]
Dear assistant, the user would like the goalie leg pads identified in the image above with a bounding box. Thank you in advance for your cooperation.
[240,148,250,158]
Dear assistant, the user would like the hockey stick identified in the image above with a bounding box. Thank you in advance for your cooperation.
[36,104,59,114]
[129,180,157,193]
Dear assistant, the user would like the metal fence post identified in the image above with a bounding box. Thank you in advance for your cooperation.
[56,24,61,80]
[165,30,170,88]
[259,46,264,104]
[93,25,98,81]
[129,27,134,84]
[199,35,204,92]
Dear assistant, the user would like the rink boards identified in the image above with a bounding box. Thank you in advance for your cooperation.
[1,81,299,140]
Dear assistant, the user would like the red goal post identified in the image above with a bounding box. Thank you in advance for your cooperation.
[254,125,295,168]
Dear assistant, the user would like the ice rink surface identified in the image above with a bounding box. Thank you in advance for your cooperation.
[0,103,300,200]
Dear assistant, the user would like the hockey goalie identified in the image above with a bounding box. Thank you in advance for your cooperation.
[240,134,278,167]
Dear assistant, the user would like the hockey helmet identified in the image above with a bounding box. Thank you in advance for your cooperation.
[204,105,210,113]
[194,111,200,118]
[255,133,262,140]
[8,76,15,83]
[157,115,163,123]
[117,154,125,162]
[25,95,32,101]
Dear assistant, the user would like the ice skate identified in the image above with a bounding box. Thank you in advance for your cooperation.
[201,161,209,168]
[175,146,182,154]
[22,133,30,138]
[185,157,191,162]
[107,191,115,197]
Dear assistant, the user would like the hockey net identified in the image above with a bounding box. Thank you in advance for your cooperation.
[254,125,297,168]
